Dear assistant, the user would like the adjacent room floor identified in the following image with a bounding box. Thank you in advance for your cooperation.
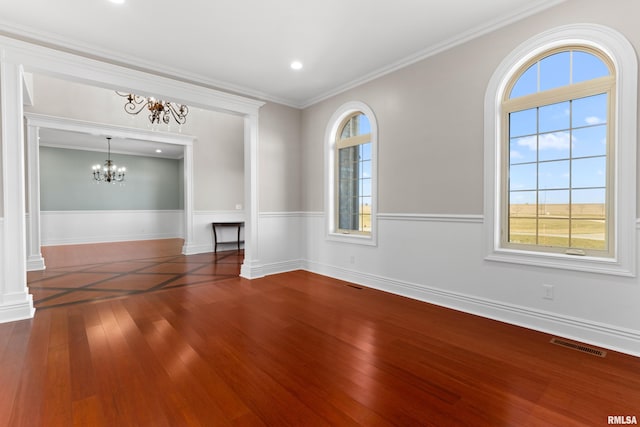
[28,240,243,309]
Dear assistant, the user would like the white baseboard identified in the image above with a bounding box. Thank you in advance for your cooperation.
[44,232,182,246]
[0,299,35,323]
[260,259,304,276]
[27,255,46,271]
[240,259,266,279]
[303,260,640,357]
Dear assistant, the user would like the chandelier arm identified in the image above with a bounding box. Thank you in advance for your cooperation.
[166,103,188,125]
[117,92,148,116]
[123,102,147,115]
[116,91,145,105]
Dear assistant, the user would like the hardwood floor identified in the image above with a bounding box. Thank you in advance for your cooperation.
[2,241,638,425]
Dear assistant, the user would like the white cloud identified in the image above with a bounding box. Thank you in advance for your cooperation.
[510,150,523,160]
[585,116,604,125]
[516,132,572,151]
[515,135,537,150]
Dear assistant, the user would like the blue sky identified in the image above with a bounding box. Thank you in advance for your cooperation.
[508,50,609,207]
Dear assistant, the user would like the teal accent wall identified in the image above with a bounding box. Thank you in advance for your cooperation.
[40,146,182,210]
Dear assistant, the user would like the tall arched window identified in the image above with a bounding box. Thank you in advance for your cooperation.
[504,47,614,257]
[336,112,372,234]
[326,102,378,245]
[484,24,637,276]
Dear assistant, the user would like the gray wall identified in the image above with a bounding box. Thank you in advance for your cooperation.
[40,146,181,210]
[300,0,640,215]
[259,102,302,212]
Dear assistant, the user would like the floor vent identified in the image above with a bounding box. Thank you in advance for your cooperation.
[550,337,606,357]
[346,284,363,290]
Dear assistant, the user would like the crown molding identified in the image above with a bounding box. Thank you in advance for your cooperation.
[0,20,294,108]
[300,0,566,108]
[0,33,266,115]
[2,1,565,110]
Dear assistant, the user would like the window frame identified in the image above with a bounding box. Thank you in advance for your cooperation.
[502,46,615,257]
[484,24,637,276]
[325,101,378,245]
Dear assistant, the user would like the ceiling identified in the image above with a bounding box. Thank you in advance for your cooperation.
[0,0,564,108]
[39,128,185,159]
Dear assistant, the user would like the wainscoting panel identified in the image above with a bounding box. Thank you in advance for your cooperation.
[40,210,184,245]
[256,212,304,275]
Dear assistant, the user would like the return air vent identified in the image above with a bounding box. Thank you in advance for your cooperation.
[550,337,606,357]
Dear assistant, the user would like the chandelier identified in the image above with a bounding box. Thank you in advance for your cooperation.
[92,137,126,183]
[116,92,189,125]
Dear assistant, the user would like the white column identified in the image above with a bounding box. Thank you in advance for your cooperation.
[240,112,264,278]
[25,121,45,270]
[0,59,35,322]
[181,143,195,254]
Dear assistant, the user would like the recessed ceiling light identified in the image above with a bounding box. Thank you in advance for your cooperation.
[290,61,303,70]
[155,149,162,153]
[109,0,125,4]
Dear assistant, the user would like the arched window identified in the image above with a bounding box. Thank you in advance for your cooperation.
[504,47,614,256]
[326,102,377,245]
[484,24,637,276]
[336,112,372,234]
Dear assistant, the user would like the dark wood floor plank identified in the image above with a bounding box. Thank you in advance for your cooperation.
[131,296,256,423]
[42,309,73,426]
[7,310,53,427]
[0,321,31,427]
[72,395,109,427]
[129,309,237,425]
[93,301,176,427]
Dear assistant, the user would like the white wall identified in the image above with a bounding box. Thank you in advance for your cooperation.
[40,210,184,245]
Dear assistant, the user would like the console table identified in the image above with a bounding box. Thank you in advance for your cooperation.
[211,222,244,252]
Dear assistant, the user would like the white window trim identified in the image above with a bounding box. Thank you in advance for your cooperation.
[484,23,637,276]
[325,101,378,246]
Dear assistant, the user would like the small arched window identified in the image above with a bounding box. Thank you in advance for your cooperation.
[503,47,614,256]
[326,102,377,245]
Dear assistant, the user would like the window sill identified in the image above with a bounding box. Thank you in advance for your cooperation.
[327,231,377,246]
[485,247,635,277]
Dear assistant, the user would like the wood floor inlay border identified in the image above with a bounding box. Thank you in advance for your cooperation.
[28,250,243,309]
